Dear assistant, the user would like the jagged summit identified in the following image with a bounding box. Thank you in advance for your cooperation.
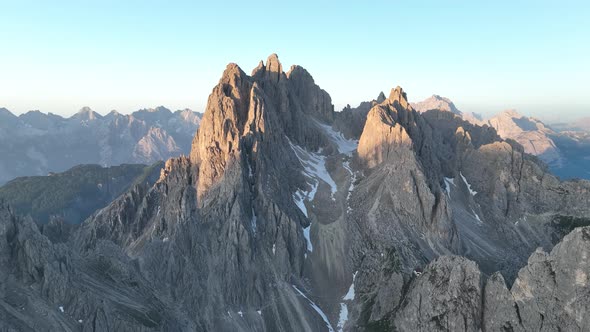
[72,106,102,120]
[2,55,590,332]
[250,53,286,82]
[189,53,335,199]
[412,94,462,115]
[265,53,283,74]
[498,109,522,117]
[387,86,408,105]
[104,109,121,119]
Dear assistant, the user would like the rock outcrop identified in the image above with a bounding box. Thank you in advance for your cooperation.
[392,226,590,332]
[1,55,590,332]
[487,110,562,167]
[411,95,590,180]
[395,256,483,332]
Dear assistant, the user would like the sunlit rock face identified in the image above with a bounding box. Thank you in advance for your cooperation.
[1,55,590,331]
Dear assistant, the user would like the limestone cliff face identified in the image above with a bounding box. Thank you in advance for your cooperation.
[358,87,416,168]
[487,110,562,166]
[347,86,590,330]
[355,86,456,251]
[71,53,341,331]
[1,55,590,332]
[395,256,483,332]
[332,93,383,139]
[395,226,590,332]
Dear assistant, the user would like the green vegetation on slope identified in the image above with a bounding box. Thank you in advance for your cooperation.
[0,162,163,224]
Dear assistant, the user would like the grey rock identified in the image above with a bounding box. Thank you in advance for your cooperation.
[395,256,483,332]
[1,55,590,332]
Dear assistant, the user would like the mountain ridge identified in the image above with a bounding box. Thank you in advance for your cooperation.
[0,54,589,331]
[412,94,590,180]
[0,106,202,184]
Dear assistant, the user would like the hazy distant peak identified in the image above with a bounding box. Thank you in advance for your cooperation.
[0,108,18,129]
[154,106,172,113]
[19,110,57,121]
[0,107,16,118]
[498,109,522,118]
[72,106,102,120]
[411,94,462,115]
[103,110,122,120]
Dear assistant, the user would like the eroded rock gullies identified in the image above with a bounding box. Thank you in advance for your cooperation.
[394,226,590,332]
[1,54,590,332]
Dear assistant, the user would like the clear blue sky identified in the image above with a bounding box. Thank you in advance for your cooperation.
[0,1,588,122]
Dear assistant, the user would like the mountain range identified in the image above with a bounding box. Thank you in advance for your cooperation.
[0,54,589,331]
[0,106,201,185]
[412,95,590,180]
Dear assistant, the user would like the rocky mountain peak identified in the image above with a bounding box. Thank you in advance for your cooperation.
[265,53,283,74]
[0,107,18,128]
[188,62,259,198]
[358,86,416,168]
[151,106,172,114]
[0,107,15,117]
[251,60,264,75]
[250,54,285,82]
[4,55,590,332]
[387,86,410,109]
[500,109,522,118]
[376,91,386,103]
[411,94,462,115]
[72,106,102,120]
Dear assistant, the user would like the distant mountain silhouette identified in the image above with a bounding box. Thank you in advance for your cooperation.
[0,107,201,184]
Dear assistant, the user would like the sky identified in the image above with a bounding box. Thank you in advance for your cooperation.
[0,1,588,122]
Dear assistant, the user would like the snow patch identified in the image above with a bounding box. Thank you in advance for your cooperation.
[315,121,358,155]
[248,163,253,178]
[290,139,338,254]
[343,160,357,213]
[337,303,349,332]
[303,225,313,252]
[289,140,337,198]
[251,208,257,233]
[237,311,243,318]
[78,320,83,324]
[272,243,276,255]
[460,172,477,196]
[343,272,357,300]
[292,285,334,332]
[257,310,262,315]
[58,306,64,313]
[444,177,455,197]
[471,208,483,224]
[337,272,358,331]
[293,190,308,217]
